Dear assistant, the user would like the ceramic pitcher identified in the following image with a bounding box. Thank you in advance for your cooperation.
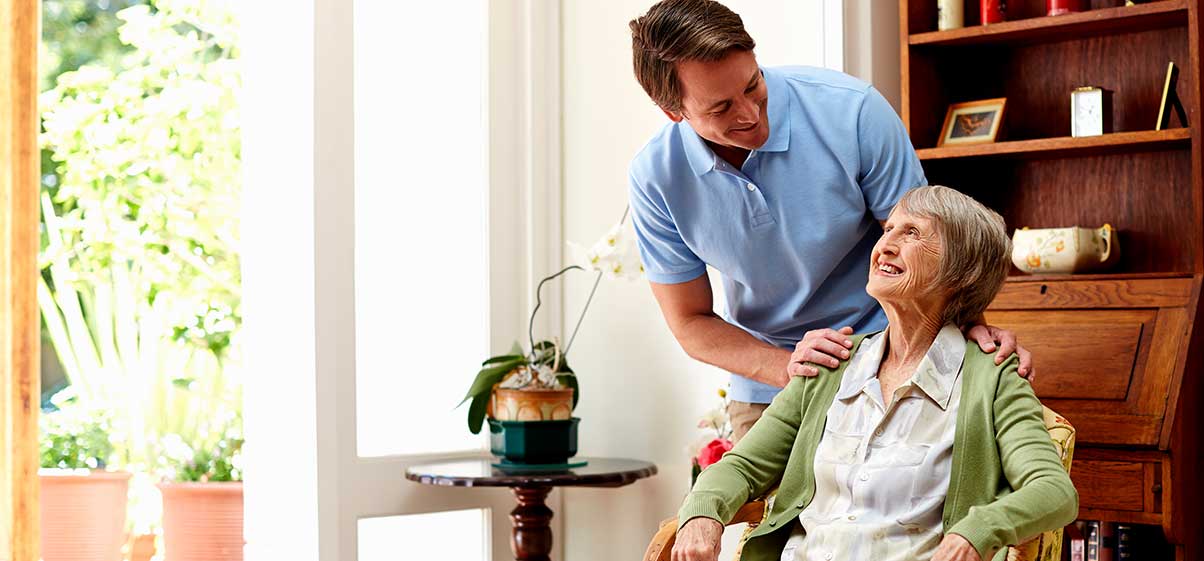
[1011,224,1119,274]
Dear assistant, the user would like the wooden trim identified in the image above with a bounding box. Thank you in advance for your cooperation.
[908,1,1188,47]
[989,276,1194,310]
[916,128,1191,161]
[0,0,40,560]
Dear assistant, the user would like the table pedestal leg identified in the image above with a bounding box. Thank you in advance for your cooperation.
[510,486,553,561]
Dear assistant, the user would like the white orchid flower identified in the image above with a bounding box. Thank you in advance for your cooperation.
[571,218,644,280]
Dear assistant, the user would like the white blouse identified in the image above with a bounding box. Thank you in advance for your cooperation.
[781,324,966,561]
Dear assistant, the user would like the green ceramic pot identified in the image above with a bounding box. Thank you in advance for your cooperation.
[488,417,579,464]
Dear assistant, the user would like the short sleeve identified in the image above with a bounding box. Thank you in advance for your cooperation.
[627,169,707,284]
[857,86,928,220]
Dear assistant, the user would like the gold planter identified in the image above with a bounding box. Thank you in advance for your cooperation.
[490,388,573,421]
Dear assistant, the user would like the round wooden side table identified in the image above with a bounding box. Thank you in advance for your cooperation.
[406,457,657,561]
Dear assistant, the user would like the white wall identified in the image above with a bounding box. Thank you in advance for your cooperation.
[559,2,839,559]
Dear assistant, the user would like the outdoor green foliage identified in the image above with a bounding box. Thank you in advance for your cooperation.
[38,0,242,483]
[40,0,145,92]
[39,394,115,470]
[160,427,242,482]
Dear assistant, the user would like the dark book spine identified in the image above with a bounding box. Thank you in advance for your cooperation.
[1115,524,1134,561]
[1099,522,1116,561]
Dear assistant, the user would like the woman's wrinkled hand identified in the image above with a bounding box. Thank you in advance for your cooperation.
[788,326,854,379]
[932,533,981,561]
[671,517,723,561]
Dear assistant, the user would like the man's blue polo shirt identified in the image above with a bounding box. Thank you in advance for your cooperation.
[628,66,927,404]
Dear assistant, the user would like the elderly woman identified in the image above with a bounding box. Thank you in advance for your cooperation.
[672,186,1077,561]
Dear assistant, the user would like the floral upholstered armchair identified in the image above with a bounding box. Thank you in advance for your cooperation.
[644,406,1077,561]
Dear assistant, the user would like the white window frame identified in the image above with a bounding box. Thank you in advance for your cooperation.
[239,1,563,559]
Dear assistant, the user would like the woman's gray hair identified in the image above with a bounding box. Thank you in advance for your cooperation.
[895,185,1011,327]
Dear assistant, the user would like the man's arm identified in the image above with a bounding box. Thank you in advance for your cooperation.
[649,274,793,388]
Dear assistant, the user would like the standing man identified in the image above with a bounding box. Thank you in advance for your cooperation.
[626,0,1032,441]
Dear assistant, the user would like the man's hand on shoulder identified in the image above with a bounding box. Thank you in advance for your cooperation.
[788,326,854,379]
[965,323,1035,382]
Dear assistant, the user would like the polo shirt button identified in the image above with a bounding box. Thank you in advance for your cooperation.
[859,473,869,481]
[847,515,857,521]
[746,183,756,191]
[825,553,833,560]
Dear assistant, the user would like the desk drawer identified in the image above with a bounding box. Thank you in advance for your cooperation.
[984,277,1195,446]
[1072,456,1163,525]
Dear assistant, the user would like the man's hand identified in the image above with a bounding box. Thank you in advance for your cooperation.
[932,533,981,561]
[671,517,723,561]
[788,327,854,378]
[965,324,1035,382]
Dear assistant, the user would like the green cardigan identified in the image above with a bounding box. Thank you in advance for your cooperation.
[679,334,1078,561]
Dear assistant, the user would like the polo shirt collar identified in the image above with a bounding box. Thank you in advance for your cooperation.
[836,324,966,410]
[759,66,791,153]
[680,66,792,176]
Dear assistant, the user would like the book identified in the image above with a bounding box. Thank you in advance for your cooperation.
[1100,522,1116,561]
[1115,524,1134,561]
[1085,521,1100,561]
[1068,521,1086,561]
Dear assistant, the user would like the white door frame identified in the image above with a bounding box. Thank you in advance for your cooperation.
[240,1,564,559]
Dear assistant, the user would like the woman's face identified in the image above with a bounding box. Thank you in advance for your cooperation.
[867,208,945,305]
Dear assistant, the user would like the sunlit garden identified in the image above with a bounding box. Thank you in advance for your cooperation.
[37,0,242,558]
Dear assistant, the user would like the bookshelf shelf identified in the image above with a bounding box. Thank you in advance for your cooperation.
[916,129,1191,160]
[909,1,1187,47]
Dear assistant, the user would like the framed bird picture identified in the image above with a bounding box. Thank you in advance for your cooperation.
[937,98,1007,147]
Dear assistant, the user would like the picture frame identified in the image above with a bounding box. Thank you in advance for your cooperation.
[1156,61,1188,131]
[937,98,1007,147]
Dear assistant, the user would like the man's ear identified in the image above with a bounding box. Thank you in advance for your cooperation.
[660,107,685,123]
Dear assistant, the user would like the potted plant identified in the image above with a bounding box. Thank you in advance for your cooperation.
[460,213,643,465]
[39,393,130,561]
[688,387,734,486]
[37,0,243,550]
[157,425,244,561]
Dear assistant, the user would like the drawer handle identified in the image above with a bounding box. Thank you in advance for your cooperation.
[1040,284,1048,295]
[1152,483,1163,494]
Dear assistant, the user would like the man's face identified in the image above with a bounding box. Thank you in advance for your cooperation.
[665,49,769,152]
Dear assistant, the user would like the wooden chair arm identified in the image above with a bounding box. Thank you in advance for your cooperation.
[642,500,768,561]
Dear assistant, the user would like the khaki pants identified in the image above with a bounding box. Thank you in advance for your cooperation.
[727,400,770,444]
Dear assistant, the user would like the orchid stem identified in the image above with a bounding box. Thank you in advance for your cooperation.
[531,205,633,361]
[529,265,584,361]
[563,271,602,357]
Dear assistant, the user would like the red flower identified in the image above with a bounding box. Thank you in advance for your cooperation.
[696,438,733,470]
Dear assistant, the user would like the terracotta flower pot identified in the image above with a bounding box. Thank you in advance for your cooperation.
[490,388,573,421]
[126,533,156,561]
[158,481,244,561]
[39,469,131,561]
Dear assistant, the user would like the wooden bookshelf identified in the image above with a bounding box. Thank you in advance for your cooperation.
[916,128,1190,160]
[901,0,1203,558]
[1006,271,1193,283]
[909,0,1187,47]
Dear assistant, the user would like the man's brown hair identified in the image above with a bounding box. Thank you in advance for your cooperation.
[629,0,756,114]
